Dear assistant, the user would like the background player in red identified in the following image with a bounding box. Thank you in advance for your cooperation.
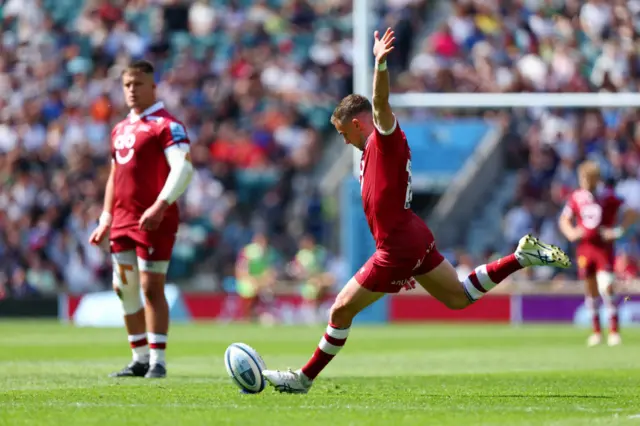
[261,28,571,394]
[89,60,193,378]
[558,161,638,347]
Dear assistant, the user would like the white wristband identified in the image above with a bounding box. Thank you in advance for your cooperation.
[99,211,112,227]
[377,61,387,71]
[612,226,624,239]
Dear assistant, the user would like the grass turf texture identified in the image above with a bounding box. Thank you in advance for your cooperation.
[1,321,639,426]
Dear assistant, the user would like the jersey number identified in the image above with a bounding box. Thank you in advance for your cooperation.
[580,204,602,230]
[404,159,413,209]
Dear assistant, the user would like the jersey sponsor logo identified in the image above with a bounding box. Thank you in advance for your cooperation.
[169,122,187,142]
[390,278,411,286]
[114,133,137,164]
[579,203,603,229]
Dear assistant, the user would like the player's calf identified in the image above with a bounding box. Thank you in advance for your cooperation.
[139,261,170,375]
[584,295,602,346]
[417,235,570,308]
[596,271,621,345]
[110,252,149,377]
[263,279,382,393]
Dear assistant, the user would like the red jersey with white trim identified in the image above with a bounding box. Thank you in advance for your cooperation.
[359,118,421,250]
[110,102,190,238]
[562,187,624,247]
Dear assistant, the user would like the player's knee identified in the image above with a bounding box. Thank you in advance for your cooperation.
[112,256,143,315]
[442,295,470,310]
[596,271,615,296]
[328,301,356,328]
[138,259,169,304]
[140,279,164,304]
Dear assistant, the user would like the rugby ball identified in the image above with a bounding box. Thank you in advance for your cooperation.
[224,342,267,393]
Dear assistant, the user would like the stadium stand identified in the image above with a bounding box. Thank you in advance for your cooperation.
[1,0,639,298]
[0,0,429,296]
[407,0,640,283]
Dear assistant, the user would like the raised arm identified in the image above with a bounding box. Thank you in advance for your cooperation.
[372,28,396,134]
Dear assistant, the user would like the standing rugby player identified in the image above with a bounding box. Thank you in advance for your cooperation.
[89,60,193,378]
[559,161,638,346]
[261,28,571,393]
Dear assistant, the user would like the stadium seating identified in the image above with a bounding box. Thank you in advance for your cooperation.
[2,0,639,298]
[0,0,430,297]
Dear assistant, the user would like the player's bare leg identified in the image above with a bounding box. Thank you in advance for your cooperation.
[110,251,150,378]
[140,268,169,378]
[416,235,571,309]
[583,276,602,346]
[595,271,620,346]
[262,278,383,393]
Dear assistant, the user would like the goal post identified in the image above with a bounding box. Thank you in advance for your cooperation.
[352,0,373,177]
[389,92,640,109]
[350,2,640,177]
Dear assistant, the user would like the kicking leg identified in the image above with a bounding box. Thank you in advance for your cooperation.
[262,278,383,393]
[584,275,602,347]
[138,257,170,378]
[109,250,150,378]
[416,234,571,307]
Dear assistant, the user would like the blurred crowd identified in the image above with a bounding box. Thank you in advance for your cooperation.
[403,0,640,94]
[406,0,640,284]
[3,0,640,300]
[0,0,428,298]
[500,108,640,286]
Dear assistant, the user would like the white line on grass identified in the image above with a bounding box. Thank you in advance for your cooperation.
[0,401,628,414]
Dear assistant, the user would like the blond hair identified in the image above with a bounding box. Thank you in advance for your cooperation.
[577,160,601,181]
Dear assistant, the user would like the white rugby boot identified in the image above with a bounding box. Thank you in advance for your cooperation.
[587,333,602,347]
[607,332,622,347]
[514,234,571,269]
[262,368,312,394]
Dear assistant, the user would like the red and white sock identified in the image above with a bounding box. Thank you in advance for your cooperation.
[148,333,167,366]
[610,307,619,334]
[128,333,149,363]
[301,324,350,380]
[585,297,601,334]
[462,254,523,302]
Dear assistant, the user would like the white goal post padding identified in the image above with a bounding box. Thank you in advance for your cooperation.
[350,1,640,176]
[389,92,640,109]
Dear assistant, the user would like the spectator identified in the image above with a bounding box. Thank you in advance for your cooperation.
[503,198,536,252]
[0,1,430,292]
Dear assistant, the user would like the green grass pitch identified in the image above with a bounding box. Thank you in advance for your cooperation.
[1,321,640,426]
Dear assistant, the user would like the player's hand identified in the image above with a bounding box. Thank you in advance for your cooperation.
[139,200,169,231]
[566,227,585,242]
[373,28,395,64]
[600,227,623,241]
[89,224,110,246]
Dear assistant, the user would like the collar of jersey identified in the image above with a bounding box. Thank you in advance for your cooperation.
[129,101,165,123]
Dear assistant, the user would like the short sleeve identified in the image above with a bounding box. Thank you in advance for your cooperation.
[617,196,629,212]
[561,199,575,218]
[373,114,398,137]
[110,127,117,159]
[158,120,190,150]
[373,115,406,155]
